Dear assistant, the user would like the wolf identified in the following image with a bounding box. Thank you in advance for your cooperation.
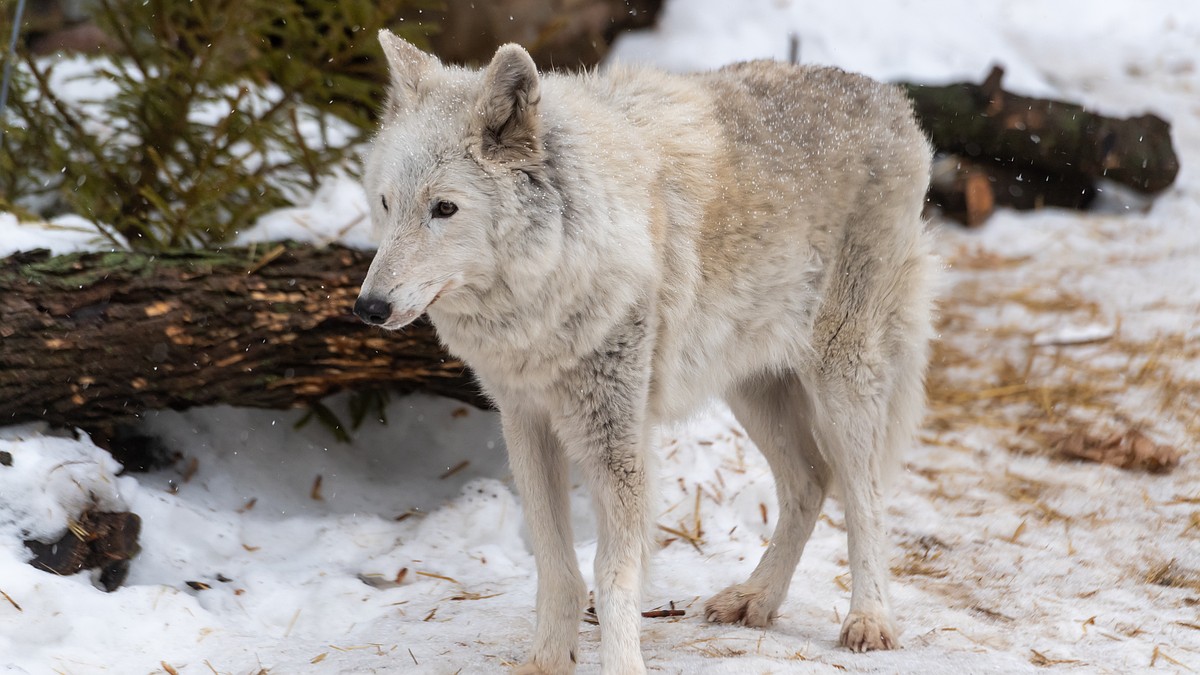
[354,29,936,674]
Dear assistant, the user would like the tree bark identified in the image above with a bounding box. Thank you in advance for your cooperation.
[0,243,488,428]
[903,65,1180,194]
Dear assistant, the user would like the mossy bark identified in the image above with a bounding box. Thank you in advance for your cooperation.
[0,243,487,427]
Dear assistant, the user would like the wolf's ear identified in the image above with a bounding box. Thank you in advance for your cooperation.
[379,29,436,115]
[473,44,542,165]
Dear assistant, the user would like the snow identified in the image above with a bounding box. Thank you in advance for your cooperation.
[233,173,376,251]
[0,427,128,545]
[0,213,111,257]
[3,1,1200,673]
[1031,323,1116,347]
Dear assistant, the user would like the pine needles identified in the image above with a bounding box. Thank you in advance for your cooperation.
[0,0,436,250]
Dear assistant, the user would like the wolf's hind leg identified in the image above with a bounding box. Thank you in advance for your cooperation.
[812,239,933,651]
[706,373,831,627]
[829,314,929,652]
[810,379,900,652]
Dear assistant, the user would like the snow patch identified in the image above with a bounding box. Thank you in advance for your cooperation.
[0,427,128,545]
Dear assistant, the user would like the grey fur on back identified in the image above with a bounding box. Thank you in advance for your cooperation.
[357,34,935,674]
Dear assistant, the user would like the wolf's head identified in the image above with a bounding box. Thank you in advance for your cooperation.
[354,31,563,329]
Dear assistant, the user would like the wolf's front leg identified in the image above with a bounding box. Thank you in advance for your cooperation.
[581,434,649,675]
[502,404,588,675]
[553,317,653,675]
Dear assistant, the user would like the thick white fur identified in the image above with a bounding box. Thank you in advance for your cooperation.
[359,31,936,674]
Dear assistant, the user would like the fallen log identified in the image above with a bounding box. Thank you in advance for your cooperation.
[929,154,1096,227]
[0,243,488,429]
[903,65,1180,195]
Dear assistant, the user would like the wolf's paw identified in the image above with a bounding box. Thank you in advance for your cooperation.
[704,583,780,628]
[839,612,899,652]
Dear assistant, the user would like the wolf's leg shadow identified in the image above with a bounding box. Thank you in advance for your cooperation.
[503,405,588,675]
[705,372,831,627]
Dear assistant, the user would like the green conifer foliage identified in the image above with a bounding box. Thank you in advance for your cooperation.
[0,0,436,249]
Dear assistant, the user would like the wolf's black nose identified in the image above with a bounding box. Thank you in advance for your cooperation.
[353,296,392,326]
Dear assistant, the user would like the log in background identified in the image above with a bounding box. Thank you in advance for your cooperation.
[0,244,487,428]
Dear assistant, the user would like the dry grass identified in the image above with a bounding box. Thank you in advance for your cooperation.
[925,245,1199,470]
[679,637,749,658]
[896,239,1200,660]
[893,534,952,579]
[1029,649,1081,667]
[892,550,949,579]
[0,588,20,612]
[1146,559,1200,593]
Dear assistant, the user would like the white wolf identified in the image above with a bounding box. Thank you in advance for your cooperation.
[355,30,935,674]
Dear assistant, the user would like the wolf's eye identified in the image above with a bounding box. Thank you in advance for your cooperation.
[433,200,458,218]
[380,196,388,212]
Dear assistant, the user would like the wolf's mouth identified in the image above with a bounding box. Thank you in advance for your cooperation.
[380,309,421,330]
[429,281,455,306]
[378,283,452,330]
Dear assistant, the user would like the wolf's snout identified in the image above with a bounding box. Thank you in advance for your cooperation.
[353,296,392,326]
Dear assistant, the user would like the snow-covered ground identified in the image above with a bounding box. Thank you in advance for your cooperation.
[3,1,1200,673]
